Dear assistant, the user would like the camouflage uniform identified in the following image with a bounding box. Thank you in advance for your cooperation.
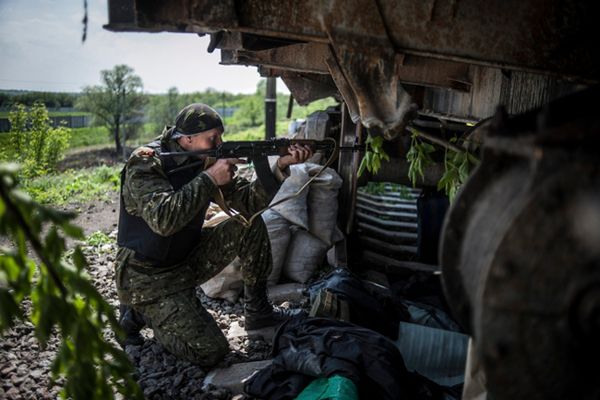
[115,105,283,366]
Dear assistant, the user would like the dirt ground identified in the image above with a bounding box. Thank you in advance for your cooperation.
[59,146,127,237]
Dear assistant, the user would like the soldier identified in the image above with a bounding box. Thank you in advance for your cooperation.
[115,103,312,366]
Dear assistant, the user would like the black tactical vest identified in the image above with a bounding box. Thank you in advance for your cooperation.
[117,141,207,267]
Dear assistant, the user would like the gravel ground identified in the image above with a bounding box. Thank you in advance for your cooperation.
[0,229,273,400]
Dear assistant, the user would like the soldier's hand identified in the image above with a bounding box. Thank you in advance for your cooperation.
[277,144,313,169]
[205,158,243,186]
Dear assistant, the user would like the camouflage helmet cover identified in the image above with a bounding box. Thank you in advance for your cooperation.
[172,103,224,138]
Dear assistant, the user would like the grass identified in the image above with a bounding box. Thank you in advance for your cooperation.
[69,126,110,148]
[69,123,159,149]
[21,165,121,206]
[85,231,114,247]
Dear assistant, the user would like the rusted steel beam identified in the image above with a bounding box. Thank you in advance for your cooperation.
[221,41,474,93]
[106,0,600,81]
[220,43,330,74]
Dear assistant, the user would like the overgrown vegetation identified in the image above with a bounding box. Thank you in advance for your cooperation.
[0,91,78,109]
[0,163,141,400]
[22,165,120,206]
[85,231,113,248]
[1,103,70,179]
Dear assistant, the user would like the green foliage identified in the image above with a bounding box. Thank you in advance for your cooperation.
[2,103,70,179]
[289,97,338,120]
[0,163,141,399]
[406,130,436,187]
[22,165,121,205]
[85,231,112,248]
[0,91,78,109]
[406,127,480,201]
[437,145,479,201]
[77,65,147,154]
[224,126,265,141]
[358,134,390,177]
[228,96,263,130]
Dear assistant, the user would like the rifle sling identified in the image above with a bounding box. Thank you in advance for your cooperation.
[252,155,280,198]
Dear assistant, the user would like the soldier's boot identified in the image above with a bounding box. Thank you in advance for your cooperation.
[244,282,304,330]
[118,304,146,347]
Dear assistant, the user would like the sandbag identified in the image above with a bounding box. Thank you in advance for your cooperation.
[200,257,243,303]
[270,164,311,229]
[283,227,329,283]
[306,165,342,246]
[262,209,292,286]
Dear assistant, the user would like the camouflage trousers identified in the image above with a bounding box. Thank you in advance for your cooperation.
[115,217,272,366]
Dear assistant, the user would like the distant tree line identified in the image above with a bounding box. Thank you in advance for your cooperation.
[0,91,78,109]
[3,64,337,157]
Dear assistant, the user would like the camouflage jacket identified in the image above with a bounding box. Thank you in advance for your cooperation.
[116,128,287,304]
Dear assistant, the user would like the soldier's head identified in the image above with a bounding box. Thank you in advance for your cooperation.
[172,103,224,151]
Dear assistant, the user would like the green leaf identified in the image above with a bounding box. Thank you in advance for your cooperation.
[0,288,22,330]
[72,247,87,270]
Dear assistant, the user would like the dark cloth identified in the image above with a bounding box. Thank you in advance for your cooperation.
[391,271,456,318]
[308,268,400,339]
[244,317,451,400]
[417,189,449,265]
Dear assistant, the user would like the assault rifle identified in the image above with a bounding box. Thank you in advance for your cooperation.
[161,138,362,194]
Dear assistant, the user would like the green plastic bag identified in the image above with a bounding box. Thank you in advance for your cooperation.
[295,375,359,400]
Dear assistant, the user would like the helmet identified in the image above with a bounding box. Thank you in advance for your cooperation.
[173,103,224,138]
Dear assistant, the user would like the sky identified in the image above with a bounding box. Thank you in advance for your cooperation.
[0,0,266,94]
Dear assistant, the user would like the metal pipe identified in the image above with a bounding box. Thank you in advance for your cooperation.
[265,77,277,139]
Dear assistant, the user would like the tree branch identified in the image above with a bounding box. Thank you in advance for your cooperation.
[407,126,465,154]
[0,184,68,298]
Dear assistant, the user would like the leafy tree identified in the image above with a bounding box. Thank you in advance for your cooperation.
[236,95,263,127]
[0,163,141,399]
[77,65,147,156]
[3,103,70,178]
[148,87,183,130]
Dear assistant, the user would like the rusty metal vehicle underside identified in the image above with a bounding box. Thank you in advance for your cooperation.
[106,1,600,399]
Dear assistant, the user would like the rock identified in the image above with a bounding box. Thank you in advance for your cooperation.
[29,369,43,379]
[173,373,185,388]
[5,387,21,398]
[11,373,23,386]
[143,385,161,398]
[1,365,16,376]
[226,321,247,339]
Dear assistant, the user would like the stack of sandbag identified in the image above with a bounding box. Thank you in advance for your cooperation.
[266,163,343,284]
[201,162,343,302]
